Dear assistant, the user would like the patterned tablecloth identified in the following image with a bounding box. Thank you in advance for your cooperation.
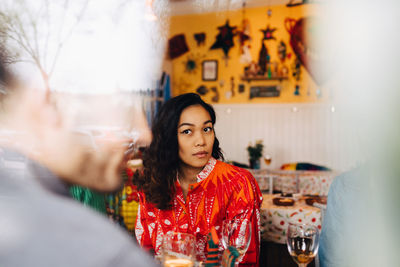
[251,169,336,196]
[260,194,322,244]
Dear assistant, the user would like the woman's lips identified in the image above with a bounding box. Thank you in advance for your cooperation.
[193,151,208,158]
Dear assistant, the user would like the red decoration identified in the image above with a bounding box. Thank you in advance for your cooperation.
[285,17,329,85]
[168,34,189,59]
[260,25,277,41]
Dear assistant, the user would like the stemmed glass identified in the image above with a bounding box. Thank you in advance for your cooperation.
[286,223,319,267]
[264,154,272,167]
[162,232,196,267]
[221,218,252,266]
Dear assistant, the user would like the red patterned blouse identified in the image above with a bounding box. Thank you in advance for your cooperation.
[135,158,263,266]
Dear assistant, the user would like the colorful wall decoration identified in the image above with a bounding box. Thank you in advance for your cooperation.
[167,4,326,104]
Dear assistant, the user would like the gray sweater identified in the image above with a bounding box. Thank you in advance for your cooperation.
[0,148,159,267]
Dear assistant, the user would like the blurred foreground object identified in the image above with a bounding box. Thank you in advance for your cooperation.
[317,0,400,266]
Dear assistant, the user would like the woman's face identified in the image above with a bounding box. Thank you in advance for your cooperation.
[177,104,215,171]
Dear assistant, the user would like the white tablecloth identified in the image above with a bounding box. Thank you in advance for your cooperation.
[251,169,336,196]
[260,194,323,244]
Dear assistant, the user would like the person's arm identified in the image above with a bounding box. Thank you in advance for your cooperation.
[225,170,262,266]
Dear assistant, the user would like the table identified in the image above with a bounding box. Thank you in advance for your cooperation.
[260,194,322,244]
[251,169,336,196]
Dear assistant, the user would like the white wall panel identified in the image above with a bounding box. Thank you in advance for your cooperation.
[213,103,360,172]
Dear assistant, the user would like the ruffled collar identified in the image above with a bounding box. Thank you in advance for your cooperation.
[196,157,216,183]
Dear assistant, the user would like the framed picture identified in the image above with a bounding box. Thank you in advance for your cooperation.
[202,60,218,81]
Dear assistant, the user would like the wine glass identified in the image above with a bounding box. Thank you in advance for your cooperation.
[162,232,196,267]
[221,218,252,266]
[264,154,272,167]
[286,223,319,267]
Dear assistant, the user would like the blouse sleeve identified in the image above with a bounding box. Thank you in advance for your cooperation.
[225,170,263,266]
[135,193,155,254]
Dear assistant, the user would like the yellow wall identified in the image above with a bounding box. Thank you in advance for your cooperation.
[169,4,325,103]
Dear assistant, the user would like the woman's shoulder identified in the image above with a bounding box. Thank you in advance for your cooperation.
[214,160,255,181]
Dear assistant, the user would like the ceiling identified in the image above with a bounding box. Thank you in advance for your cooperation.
[169,0,294,16]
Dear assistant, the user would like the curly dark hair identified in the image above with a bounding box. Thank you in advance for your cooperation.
[133,93,224,210]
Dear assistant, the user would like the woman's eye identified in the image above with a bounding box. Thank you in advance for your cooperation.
[204,127,213,133]
[181,129,192,134]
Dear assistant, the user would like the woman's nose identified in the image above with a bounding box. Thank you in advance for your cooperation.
[195,132,206,147]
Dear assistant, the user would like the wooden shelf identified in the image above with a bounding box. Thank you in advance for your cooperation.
[240,75,289,82]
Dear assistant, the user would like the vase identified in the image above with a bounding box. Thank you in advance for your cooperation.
[249,159,260,169]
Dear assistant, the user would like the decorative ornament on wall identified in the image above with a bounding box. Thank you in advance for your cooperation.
[210,20,237,61]
[238,84,245,93]
[211,86,220,103]
[182,54,203,74]
[260,25,277,41]
[258,41,269,75]
[285,17,329,85]
[238,18,251,47]
[287,0,309,7]
[238,2,252,64]
[294,84,300,96]
[230,76,235,97]
[168,34,189,59]
[278,41,287,62]
[240,44,252,64]
[194,33,206,46]
[196,85,209,95]
[292,56,301,81]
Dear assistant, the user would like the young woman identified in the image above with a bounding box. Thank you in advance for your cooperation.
[134,93,262,265]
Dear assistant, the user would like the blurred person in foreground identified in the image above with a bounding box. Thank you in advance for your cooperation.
[133,93,262,266]
[317,1,400,266]
[0,50,158,266]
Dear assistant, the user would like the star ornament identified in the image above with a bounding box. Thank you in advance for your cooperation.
[210,20,237,57]
[260,25,277,41]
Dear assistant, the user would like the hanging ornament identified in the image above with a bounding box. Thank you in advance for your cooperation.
[225,91,232,99]
[182,54,203,74]
[238,18,251,47]
[258,41,269,75]
[210,20,237,58]
[291,56,301,81]
[230,76,235,97]
[260,25,277,41]
[238,84,245,93]
[278,41,287,62]
[211,86,220,103]
[267,8,272,17]
[240,44,252,64]
[168,34,189,59]
[285,17,329,85]
[194,32,206,46]
[196,85,209,95]
[237,2,252,64]
[294,85,300,96]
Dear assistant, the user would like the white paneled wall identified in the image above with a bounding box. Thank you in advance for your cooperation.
[213,103,362,172]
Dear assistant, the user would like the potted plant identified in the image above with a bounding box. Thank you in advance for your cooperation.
[247,140,264,169]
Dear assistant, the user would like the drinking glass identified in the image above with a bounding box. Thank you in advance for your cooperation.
[162,232,196,267]
[221,218,252,265]
[286,223,319,267]
[264,154,272,166]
